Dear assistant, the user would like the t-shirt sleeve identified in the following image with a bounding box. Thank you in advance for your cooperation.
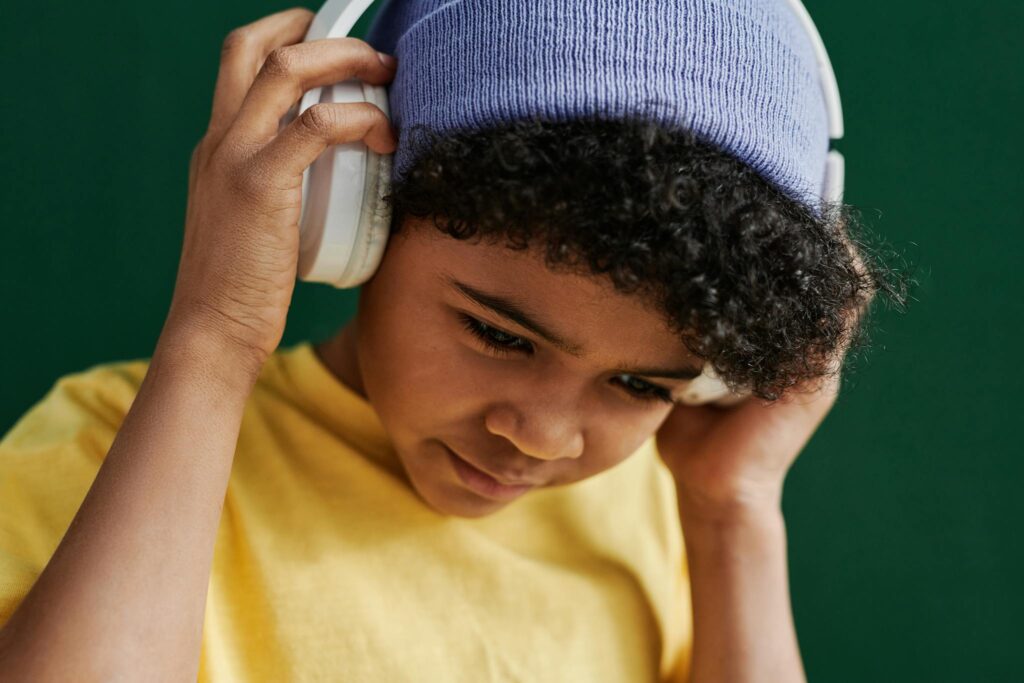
[0,361,145,626]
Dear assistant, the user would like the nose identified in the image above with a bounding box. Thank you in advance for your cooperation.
[483,402,585,462]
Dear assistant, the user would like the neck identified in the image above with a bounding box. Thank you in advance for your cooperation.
[314,320,368,400]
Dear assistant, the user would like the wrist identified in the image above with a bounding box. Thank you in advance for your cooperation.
[676,482,784,528]
[677,495,788,568]
[153,317,265,401]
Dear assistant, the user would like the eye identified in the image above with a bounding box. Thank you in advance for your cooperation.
[459,314,534,356]
[458,313,675,405]
[613,375,674,405]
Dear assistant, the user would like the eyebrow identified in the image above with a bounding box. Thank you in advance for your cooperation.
[443,275,704,380]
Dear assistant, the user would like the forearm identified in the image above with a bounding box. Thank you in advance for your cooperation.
[0,328,259,682]
[679,494,806,683]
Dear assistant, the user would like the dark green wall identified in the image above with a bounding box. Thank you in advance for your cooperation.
[2,2,1019,680]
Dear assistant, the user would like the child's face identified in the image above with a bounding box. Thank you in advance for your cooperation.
[336,217,704,518]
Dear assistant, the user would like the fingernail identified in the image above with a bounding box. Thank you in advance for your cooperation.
[377,51,397,69]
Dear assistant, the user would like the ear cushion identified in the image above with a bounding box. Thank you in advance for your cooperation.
[335,146,392,288]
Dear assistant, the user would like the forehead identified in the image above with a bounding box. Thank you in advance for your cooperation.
[394,220,701,370]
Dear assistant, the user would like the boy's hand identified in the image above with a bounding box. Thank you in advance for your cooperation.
[655,372,841,521]
[164,7,398,376]
[656,289,869,520]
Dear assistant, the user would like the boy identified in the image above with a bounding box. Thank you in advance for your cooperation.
[0,2,903,681]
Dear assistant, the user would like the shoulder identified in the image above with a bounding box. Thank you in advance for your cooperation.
[0,356,152,534]
[2,357,150,458]
[0,357,150,623]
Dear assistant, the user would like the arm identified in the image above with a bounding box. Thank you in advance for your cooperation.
[0,7,398,680]
[668,235,874,681]
[657,374,844,683]
[678,492,804,683]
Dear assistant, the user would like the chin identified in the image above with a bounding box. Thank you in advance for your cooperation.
[390,440,511,518]
[400,458,508,518]
[418,476,510,518]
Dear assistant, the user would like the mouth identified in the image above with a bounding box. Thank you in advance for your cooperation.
[444,444,538,502]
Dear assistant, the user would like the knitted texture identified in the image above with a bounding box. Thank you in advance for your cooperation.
[365,0,830,210]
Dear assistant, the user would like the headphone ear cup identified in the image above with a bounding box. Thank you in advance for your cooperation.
[331,141,392,288]
[677,365,752,406]
[823,149,845,204]
[294,80,393,287]
[287,0,395,288]
[326,81,393,288]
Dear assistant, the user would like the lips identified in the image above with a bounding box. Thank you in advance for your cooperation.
[447,449,536,502]
[444,443,541,487]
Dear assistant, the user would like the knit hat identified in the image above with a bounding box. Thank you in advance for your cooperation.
[364,0,831,211]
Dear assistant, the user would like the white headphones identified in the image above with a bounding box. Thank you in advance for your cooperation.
[281,0,845,406]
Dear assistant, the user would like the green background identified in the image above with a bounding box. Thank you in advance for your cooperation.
[1,1,1020,680]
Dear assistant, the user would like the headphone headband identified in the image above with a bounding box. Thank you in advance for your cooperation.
[784,0,846,205]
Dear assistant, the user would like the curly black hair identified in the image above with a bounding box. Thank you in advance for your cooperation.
[383,116,913,401]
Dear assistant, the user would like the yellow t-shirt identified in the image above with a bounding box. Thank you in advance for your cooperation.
[0,342,693,682]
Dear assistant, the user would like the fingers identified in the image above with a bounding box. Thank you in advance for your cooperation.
[207,8,315,146]
[227,37,398,147]
[255,101,397,180]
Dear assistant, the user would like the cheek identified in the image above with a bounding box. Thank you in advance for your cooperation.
[360,302,482,435]
[564,418,665,482]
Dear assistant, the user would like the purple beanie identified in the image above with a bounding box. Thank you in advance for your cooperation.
[365,0,831,210]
